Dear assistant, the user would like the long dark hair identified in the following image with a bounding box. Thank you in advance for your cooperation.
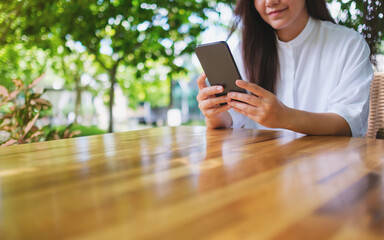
[229,0,334,93]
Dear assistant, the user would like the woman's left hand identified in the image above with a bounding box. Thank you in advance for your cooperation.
[227,80,291,129]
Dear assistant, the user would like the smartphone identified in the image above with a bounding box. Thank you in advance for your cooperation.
[195,41,246,98]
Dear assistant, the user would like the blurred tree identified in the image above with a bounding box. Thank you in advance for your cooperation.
[59,0,236,132]
[0,0,55,88]
[19,0,234,132]
[49,36,104,124]
[0,44,48,90]
[327,0,384,64]
[0,1,23,45]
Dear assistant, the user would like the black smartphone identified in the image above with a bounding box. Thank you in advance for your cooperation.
[195,41,246,98]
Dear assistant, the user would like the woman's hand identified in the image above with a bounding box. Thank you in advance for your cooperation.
[227,80,351,136]
[227,80,290,129]
[196,73,232,128]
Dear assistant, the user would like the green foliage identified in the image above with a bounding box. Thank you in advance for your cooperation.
[44,123,81,141]
[69,125,106,137]
[0,44,48,90]
[43,124,105,141]
[117,60,171,108]
[47,0,219,113]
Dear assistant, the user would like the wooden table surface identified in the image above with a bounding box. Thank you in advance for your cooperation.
[0,126,383,240]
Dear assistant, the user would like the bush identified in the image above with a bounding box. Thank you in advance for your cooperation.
[0,74,81,146]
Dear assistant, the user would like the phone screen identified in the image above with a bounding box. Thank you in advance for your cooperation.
[195,41,246,97]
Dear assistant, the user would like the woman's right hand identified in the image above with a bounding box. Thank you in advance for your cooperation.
[196,73,232,128]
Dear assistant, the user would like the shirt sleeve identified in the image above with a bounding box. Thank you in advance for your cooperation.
[327,35,373,137]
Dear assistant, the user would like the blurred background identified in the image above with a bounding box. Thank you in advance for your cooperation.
[0,0,383,144]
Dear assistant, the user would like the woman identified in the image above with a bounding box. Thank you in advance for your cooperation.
[196,0,373,137]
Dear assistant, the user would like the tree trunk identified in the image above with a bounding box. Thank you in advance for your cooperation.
[74,75,82,124]
[169,79,174,108]
[108,64,118,133]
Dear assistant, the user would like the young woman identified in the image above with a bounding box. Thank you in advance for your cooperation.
[196,0,373,137]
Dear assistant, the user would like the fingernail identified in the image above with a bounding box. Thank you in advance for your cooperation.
[217,86,223,91]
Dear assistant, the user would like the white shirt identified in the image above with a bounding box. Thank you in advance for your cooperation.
[229,17,374,137]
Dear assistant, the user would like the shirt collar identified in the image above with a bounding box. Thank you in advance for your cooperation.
[277,17,315,48]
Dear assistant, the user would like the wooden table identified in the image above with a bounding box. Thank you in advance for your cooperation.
[0,126,383,240]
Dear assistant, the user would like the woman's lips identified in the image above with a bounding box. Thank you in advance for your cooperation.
[268,7,288,16]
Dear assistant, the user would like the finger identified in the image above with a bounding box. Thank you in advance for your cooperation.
[235,80,270,98]
[232,106,256,121]
[227,92,262,107]
[197,73,208,90]
[228,100,257,115]
[205,105,231,118]
[197,85,224,101]
[199,95,230,110]
[232,106,248,117]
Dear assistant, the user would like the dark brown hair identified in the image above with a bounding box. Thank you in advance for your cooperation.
[229,0,334,93]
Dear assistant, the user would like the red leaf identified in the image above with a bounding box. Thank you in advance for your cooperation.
[1,139,18,147]
[0,86,9,98]
[9,90,21,100]
[63,129,70,138]
[2,126,12,131]
[0,118,11,127]
[69,130,81,138]
[28,73,45,89]
[30,131,44,139]
[34,98,52,107]
[12,79,23,88]
[22,113,40,138]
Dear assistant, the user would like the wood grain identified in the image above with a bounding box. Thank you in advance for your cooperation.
[0,126,383,240]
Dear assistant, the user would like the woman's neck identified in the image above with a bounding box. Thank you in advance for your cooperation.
[276,13,309,42]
